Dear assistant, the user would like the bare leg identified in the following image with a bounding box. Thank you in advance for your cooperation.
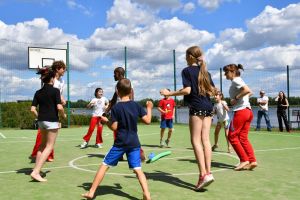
[167,128,172,140]
[82,164,109,199]
[134,169,151,200]
[160,128,165,141]
[201,117,212,174]
[189,116,206,176]
[31,129,58,182]
[224,126,231,153]
[160,128,165,147]
[213,123,221,150]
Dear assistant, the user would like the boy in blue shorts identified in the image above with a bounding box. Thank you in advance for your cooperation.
[82,78,152,200]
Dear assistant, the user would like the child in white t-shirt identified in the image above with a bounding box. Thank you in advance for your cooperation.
[212,91,231,153]
[80,88,109,149]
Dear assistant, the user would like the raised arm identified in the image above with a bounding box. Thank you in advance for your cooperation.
[160,87,191,97]
[141,101,153,125]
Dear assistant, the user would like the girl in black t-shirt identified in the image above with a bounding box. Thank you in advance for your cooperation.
[30,67,66,182]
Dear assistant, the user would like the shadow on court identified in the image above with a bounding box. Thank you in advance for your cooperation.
[211,161,235,169]
[141,144,161,148]
[177,158,235,169]
[86,153,105,158]
[16,168,50,181]
[126,170,197,191]
[15,168,33,176]
[79,183,139,200]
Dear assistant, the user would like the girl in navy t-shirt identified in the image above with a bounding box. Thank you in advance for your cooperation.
[160,46,216,191]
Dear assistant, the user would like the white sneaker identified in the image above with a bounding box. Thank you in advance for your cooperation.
[206,173,215,183]
[96,143,103,148]
[80,141,88,149]
[195,174,214,191]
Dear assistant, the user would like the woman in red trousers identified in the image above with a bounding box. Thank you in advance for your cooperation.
[223,64,257,171]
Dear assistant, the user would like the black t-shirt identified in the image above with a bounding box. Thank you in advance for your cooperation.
[181,65,215,111]
[31,84,61,122]
[277,98,287,111]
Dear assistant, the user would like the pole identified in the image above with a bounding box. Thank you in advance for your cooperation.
[124,46,127,78]
[67,42,71,127]
[287,65,290,124]
[173,50,177,123]
[0,87,2,128]
[220,68,222,93]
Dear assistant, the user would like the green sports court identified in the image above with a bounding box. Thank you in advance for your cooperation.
[0,124,299,200]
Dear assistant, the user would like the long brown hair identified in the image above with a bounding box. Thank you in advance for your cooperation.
[186,46,215,96]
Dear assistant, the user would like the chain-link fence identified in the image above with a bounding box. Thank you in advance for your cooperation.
[0,39,299,128]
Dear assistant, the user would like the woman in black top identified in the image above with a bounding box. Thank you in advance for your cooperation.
[30,67,66,182]
[275,91,290,132]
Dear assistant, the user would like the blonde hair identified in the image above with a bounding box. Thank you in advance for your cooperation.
[186,46,215,96]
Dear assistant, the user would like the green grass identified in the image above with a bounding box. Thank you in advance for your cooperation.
[0,124,300,200]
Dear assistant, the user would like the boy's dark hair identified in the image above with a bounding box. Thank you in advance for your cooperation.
[116,78,132,97]
[52,60,66,71]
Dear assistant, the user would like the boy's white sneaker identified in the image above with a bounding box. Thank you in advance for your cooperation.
[80,141,88,149]
[96,143,103,148]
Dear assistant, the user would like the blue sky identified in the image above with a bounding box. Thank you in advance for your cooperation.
[1,0,296,38]
[0,0,299,101]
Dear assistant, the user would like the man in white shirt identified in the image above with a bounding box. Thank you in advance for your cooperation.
[256,90,272,131]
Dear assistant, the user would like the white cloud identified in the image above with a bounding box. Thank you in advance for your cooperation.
[0,68,40,102]
[209,3,300,70]
[132,0,181,9]
[1,1,300,101]
[106,0,156,27]
[207,43,300,71]
[237,3,300,49]
[183,2,196,14]
[198,0,220,10]
[67,0,93,16]
[197,0,239,11]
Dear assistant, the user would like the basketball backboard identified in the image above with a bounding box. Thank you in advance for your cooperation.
[28,47,67,69]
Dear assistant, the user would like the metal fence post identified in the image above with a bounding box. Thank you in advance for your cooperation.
[220,68,222,93]
[287,65,290,124]
[67,42,70,127]
[173,49,177,123]
[124,46,127,78]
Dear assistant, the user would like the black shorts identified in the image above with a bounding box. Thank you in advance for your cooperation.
[189,108,213,117]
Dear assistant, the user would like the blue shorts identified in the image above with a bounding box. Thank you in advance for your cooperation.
[160,119,173,129]
[103,146,141,169]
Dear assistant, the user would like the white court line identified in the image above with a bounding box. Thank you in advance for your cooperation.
[255,146,300,152]
[0,132,159,144]
[1,146,300,175]
[0,139,82,144]
[5,136,28,139]
[68,151,240,175]
[0,132,6,139]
